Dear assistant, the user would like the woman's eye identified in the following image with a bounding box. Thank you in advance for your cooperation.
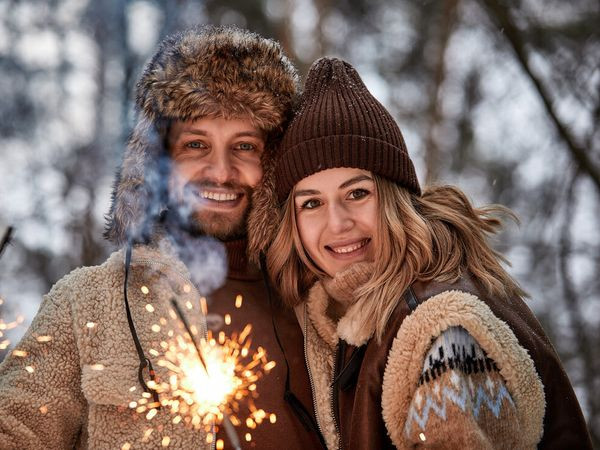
[349,188,369,200]
[301,199,321,210]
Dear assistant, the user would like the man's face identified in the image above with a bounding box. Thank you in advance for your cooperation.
[168,116,265,240]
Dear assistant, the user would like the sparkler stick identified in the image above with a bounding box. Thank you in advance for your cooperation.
[222,413,242,450]
[170,298,208,372]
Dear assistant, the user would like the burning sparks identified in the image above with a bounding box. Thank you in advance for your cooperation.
[130,305,275,444]
[0,311,24,350]
[116,284,276,446]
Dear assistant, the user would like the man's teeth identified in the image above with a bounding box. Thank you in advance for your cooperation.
[199,191,239,201]
[331,239,368,254]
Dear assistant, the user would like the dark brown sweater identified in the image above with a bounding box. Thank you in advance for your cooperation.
[208,239,322,449]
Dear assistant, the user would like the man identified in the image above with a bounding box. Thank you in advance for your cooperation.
[0,26,322,449]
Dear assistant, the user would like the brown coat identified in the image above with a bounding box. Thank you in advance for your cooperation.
[0,245,212,449]
[0,241,321,449]
[299,275,591,449]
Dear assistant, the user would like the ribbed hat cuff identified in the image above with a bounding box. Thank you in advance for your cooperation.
[276,134,420,202]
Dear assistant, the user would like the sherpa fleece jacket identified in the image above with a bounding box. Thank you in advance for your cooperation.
[0,245,212,449]
[298,268,592,449]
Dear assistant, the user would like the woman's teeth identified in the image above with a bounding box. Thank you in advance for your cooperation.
[331,239,369,254]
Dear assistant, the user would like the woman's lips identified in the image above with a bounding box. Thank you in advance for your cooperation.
[326,238,371,256]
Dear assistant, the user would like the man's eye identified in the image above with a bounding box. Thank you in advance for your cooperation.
[185,141,206,149]
[237,142,256,151]
[349,188,369,200]
[301,199,321,210]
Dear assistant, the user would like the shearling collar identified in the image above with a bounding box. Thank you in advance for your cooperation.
[306,262,375,347]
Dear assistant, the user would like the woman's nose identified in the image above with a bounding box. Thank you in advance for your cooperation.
[327,203,354,234]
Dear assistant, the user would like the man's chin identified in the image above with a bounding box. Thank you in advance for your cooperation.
[188,210,247,241]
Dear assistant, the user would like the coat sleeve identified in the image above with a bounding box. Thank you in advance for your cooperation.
[401,326,519,448]
[382,290,545,449]
[0,288,86,449]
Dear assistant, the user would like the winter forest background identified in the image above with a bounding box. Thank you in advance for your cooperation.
[0,0,598,443]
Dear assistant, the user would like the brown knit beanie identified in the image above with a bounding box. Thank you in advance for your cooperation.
[275,57,420,202]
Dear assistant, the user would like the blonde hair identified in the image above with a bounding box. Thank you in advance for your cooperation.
[267,175,527,342]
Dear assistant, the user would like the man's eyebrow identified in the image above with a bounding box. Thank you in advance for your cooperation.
[232,131,263,139]
[339,175,373,189]
[176,129,208,137]
[176,130,263,139]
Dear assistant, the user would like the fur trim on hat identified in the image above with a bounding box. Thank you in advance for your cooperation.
[104,25,298,245]
[247,149,281,264]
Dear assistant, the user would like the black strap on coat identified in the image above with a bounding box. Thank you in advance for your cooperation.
[331,286,421,393]
[259,252,327,449]
[123,242,160,405]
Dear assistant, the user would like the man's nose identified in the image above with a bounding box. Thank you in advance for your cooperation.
[206,150,235,184]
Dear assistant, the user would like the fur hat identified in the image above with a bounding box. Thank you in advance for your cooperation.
[104,25,299,245]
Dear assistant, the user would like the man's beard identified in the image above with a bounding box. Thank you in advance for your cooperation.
[167,179,254,241]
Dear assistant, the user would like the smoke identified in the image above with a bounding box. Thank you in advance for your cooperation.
[159,223,228,296]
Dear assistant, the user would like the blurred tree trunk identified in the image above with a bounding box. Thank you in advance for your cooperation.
[559,172,599,438]
[424,0,459,184]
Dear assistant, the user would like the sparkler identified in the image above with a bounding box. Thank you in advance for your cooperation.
[130,288,276,448]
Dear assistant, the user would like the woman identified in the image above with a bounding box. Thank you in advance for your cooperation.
[248,57,591,449]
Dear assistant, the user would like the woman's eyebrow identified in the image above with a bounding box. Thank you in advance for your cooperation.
[339,175,373,189]
[294,189,320,198]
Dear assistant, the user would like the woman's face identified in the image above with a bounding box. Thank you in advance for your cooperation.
[294,167,378,277]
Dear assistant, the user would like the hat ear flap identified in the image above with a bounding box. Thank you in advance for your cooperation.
[104,118,170,245]
[247,147,282,265]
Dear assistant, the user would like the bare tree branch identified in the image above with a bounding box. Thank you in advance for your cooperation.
[479,0,600,194]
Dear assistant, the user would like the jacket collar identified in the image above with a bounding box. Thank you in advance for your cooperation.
[306,262,375,347]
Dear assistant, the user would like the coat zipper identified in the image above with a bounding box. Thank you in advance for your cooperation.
[331,341,343,450]
[303,304,327,441]
[132,257,214,447]
[304,304,342,449]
